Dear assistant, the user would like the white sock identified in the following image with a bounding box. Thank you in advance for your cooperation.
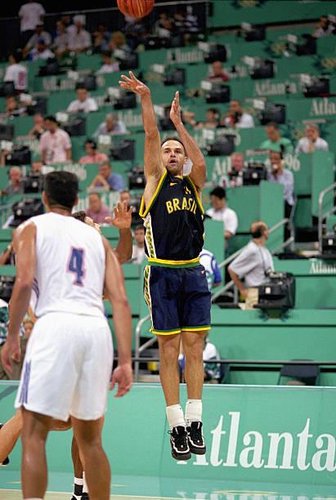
[83,471,88,494]
[166,404,185,430]
[185,399,202,425]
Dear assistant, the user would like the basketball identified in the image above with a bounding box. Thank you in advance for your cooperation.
[117,0,154,19]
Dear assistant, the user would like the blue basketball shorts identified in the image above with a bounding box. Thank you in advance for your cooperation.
[143,264,211,335]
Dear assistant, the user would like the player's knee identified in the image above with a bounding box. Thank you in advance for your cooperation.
[159,340,180,362]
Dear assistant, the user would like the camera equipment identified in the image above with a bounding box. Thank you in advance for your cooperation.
[128,167,145,190]
[113,92,137,110]
[23,173,44,194]
[5,146,31,166]
[10,198,44,228]
[257,271,296,310]
[203,44,227,63]
[114,50,139,70]
[163,68,186,86]
[63,117,86,136]
[303,77,330,98]
[0,124,14,141]
[0,82,15,97]
[250,60,274,80]
[321,232,336,258]
[26,95,48,116]
[242,24,266,42]
[110,139,135,161]
[207,135,235,156]
[38,58,61,76]
[242,162,267,186]
[205,84,230,104]
[260,103,286,125]
[296,34,316,56]
[76,74,97,91]
[0,276,15,302]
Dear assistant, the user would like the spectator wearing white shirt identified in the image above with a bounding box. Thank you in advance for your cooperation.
[223,100,254,129]
[53,20,69,58]
[29,38,54,61]
[18,1,45,46]
[67,15,92,53]
[96,50,120,75]
[295,123,329,154]
[39,115,72,164]
[67,86,98,114]
[206,186,238,241]
[199,249,221,291]
[4,51,27,92]
[228,221,274,309]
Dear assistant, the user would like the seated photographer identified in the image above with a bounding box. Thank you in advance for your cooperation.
[184,108,220,130]
[228,221,274,310]
[295,123,329,154]
[28,112,45,140]
[67,86,98,114]
[224,152,244,188]
[223,100,254,129]
[2,167,24,197]
[79,139,108,164]
[93,113,128,137]
[89,161,125,192]
[207,60,229,83]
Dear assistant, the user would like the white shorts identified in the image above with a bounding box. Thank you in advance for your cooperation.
[15,312,113,421]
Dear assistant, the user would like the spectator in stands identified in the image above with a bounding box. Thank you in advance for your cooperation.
[206,186,238,241]
[2,167,24,196]
[228,221,274,310]
[31,160,43,174]
[39,115,72,164]
[92,23,111,53]
[207,60,229,83]
[4,96,26,118]
[89,161,125,191]
[96,50,120,75]
[29,38,55,61]
[295,123,329,154]
[313,15,335,38]
[23,23,51,57]
[67,15,92,53]
[119,189,131,206]
[131,224,146,264]
[3,50,28,93]
[79,139,108,164]
[28,112,45,140]
[260,122,293,154]
[94,113,127,137]
[184,108,220,129]
[199,249,221,291]
[267,149,295,228]
[108,31,130,53]
[67,86,98,114]
[85,192,111,225]
[223,100,254,129]
[53,20,69,58]
[18,1,45,47]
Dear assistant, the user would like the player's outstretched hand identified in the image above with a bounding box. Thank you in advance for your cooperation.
[119,71,150,97]
[1,337,21,376]
[105,201,132,230]
[110,363,133,397]
[169,91,183,127]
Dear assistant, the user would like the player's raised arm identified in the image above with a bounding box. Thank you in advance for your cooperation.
[169,91,206,190]
[102,238,133,397]
[105,201,133,263]
[119,72,164,180]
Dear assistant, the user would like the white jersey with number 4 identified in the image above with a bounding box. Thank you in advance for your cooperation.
[30,212,105,318]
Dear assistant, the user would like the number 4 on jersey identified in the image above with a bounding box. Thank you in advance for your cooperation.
[68,248,85,286]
